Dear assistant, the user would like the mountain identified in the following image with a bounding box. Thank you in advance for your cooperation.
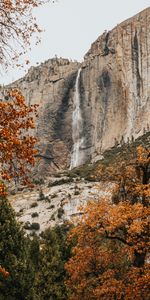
[2,7,150,175]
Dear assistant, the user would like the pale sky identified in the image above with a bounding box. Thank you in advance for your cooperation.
[1,0,150,84]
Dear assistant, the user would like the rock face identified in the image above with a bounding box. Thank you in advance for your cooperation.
[3,8,150,173]
[81,7,150,161]
[8,58,80,174]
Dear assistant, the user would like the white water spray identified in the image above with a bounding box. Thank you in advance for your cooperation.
[70,68,85,169]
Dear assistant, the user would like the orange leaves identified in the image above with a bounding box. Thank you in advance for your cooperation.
[66,198,150,299]
[137,145,150,165]
[0,182,7,197]
[0,266,9,277]
[1,172,10,181]
[65,147,150,299]
[0,88,38,187]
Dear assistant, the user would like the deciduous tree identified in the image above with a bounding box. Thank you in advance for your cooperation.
[65,146,150,300]
[0,88,38,196]
[0,0,54,69]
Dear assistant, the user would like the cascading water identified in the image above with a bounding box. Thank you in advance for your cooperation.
[70,68,85,169]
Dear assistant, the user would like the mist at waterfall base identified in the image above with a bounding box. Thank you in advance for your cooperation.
[70,69,86,169]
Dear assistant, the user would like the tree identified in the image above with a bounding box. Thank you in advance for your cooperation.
[34,225,71,300]
[0,88,38,196]
[65,146,150,300]
[0,0,54,69]
[0,0,56,282]
[0,198,35,299]
[0,88,38,278]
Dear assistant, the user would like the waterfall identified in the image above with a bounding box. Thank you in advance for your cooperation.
[70,68,85,169]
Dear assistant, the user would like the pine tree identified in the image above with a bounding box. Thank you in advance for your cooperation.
[35,225,70,300]
[0,197,35,300]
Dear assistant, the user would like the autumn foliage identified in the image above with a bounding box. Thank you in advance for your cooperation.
[0,89,38,196]
[0,266,9,277]
[65,146,150,300]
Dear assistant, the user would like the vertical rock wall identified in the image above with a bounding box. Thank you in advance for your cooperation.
[81,8,150,161]
[6,58,80,174]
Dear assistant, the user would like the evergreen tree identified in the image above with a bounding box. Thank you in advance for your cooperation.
[0,197,35,300]
[35,225,71,300]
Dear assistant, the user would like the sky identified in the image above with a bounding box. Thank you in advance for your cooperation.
[1,0,150,84]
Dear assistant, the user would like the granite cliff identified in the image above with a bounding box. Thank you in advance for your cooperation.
[3,7,150,174]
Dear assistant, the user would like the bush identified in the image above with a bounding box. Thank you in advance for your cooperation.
[57,207,64,219]
[74,190,80,195]
[33,178,45,185]
[50,213,55,221]
[30,223,40,231]
[49,204,55,209]
[30,202,38,208]
[38,189,45,201]
[31,212,39,218]
[48,177,73,187]
[24,221,31,230]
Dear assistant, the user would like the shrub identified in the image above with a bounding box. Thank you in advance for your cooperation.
[30,202,38,208]
[24,221,31,230]
[30,223,40,231]
[74,190,80,195]
[49,204,55,209]
[57,207,64,219]
[38,189,45,201]
[48,178,73,187]
[31,212,39,218]
[33,178,45,185]
[50,214,55,221]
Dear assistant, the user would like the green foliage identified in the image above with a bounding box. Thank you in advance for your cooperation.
[0,198,35,300]
[0,199,70,299]
[29,234,40,272]
[34,225,71,300]
[48,177,73,187]
[57,207,64,219]
[33,178,45,185]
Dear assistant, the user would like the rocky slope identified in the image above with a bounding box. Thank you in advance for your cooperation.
[2,8,150,174]
[9,176,114,233]
[9,131,150,233]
